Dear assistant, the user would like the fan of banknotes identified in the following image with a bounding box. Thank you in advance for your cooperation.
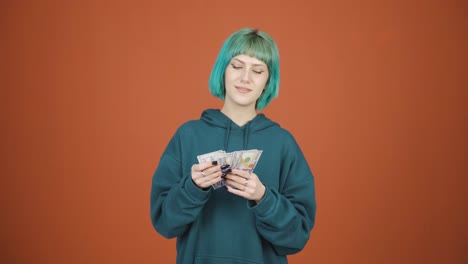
[197,149,263,189]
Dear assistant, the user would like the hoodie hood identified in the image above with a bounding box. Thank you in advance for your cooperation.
[200,109,278,150]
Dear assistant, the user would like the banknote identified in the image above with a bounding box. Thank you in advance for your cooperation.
[235,149,263,172]
[197,149,263,189]
[197,150,227,164]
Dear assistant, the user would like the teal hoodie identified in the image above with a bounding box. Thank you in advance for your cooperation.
[150,109,316,264]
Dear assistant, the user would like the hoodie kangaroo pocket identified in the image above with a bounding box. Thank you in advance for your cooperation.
[194,255,262,264]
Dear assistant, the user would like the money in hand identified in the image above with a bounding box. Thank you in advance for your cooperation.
[197,149,263,189]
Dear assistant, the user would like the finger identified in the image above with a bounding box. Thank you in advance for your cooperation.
[193,162,209,172]
[225,178,248,191]
[196,170,222,181]
[199,176,223,188]
[201,167,222,177]
[231,169,251,179]
[226,185,249,197]
[224,173,248,185]
[194,161,219,172]
[202,164,222,175]
[207,171,222,180]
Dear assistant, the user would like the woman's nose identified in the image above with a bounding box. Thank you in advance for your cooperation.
[241,69,250,83]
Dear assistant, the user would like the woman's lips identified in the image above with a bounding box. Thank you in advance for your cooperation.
[235,86,251,93]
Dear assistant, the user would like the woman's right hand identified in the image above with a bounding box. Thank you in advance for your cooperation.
[191,161,222,189]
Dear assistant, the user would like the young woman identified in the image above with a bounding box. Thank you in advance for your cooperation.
[150,28,316,264]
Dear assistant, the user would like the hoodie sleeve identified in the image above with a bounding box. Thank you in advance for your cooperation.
[150,128,211,239]
[248,133,316,255]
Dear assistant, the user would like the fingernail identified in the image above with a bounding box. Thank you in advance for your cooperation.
[212,161,218,165]
[221,166,231,173]
[220,164,231,178]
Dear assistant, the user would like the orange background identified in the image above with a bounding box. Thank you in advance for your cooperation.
[1,0,466,263]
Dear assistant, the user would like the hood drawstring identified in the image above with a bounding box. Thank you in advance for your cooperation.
[224,121,250,151]
[243,122,250,149]
[224,121,231,150]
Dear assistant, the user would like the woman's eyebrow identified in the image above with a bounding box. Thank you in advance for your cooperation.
[233,58,266,67]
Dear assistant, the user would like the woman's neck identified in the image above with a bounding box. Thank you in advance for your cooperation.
[221,105,257,127]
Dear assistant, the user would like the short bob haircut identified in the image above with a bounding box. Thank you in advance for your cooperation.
[209,28,280,110]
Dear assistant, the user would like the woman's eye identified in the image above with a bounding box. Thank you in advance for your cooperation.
[253,70,264,74]
[231,64,242,69]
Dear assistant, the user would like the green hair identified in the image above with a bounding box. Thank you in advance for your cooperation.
[209,28,280,110]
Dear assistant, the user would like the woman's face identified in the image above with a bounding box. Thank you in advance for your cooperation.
[224,54,269,109]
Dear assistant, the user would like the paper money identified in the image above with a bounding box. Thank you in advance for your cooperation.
[197,149,263,189]
[197,150,227,164]
[237,149,263,171]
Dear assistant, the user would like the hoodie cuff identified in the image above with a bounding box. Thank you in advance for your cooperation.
[183,175,211,202]
[247,187,276,217]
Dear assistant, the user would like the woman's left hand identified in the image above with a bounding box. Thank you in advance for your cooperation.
[224,169,266,203]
